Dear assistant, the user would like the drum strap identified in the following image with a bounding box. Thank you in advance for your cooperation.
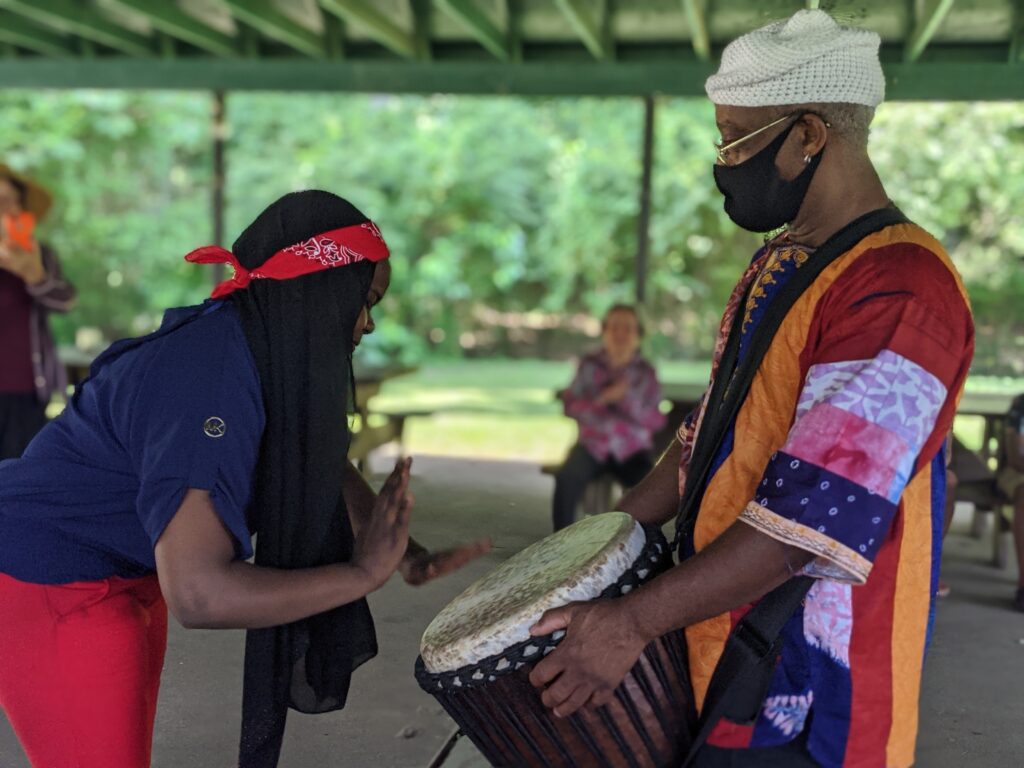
[675,207,910,766]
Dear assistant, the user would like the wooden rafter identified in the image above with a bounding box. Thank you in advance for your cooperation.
[905,0,957,62]
[552,0,611,60]
[680,0,710,61]
[0,0,152,56]
[223,0,326,58]
[410,0,432,60]
[105,0,238,57]
[318,0,417,58]
[0,10,75,56]
[1011,0,1023,62]
[436,0,509,60]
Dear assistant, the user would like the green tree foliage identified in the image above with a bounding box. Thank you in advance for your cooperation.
[0,92,1020,372]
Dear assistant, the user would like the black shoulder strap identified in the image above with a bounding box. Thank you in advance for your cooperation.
[675,208,910,765]
[673,207,909,548]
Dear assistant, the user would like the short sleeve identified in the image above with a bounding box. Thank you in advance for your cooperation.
[739,245,973,584]
[129,310,264,559]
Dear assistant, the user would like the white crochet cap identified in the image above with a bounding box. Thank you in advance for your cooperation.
[705,10,885,108]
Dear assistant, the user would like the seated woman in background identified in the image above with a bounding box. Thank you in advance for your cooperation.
[0,191,488,768]
[552,304,666,530]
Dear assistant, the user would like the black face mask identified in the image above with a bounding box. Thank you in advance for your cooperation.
[713,120,824,233]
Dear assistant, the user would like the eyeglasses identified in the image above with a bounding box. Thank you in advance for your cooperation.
[714,112,797,166]
[714,112,833,166]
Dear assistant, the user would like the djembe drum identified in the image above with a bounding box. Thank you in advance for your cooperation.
[416,513,695,768]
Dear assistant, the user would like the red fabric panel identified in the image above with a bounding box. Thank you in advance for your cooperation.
[843,508,902,767]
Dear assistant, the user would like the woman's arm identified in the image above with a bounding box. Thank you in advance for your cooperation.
[155,459,412,630]
[25,245,76,312]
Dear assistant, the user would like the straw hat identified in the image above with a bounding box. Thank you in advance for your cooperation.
[0,164,53,220]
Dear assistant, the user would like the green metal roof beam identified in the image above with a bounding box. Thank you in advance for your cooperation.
[553,0,610,60]
[0,0,152,56]
[436,0,509,60]
[106,0,239,57]
[0,11,75,57]
[680,0,710,61]
[905,0,957,63]
[318,0,417,58]
[2,58,1019,100]
[223,0,326,58]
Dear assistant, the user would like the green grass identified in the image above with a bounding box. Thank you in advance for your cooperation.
[366,358,1023,461]
[370,358,708,462]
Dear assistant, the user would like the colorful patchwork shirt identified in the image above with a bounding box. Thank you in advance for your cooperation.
[563,350,666,463]
[677,222,974,768]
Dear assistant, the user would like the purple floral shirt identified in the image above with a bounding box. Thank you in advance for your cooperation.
[562,350,666,463]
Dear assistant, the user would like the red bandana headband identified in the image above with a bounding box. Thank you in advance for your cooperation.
[185,221,390,299]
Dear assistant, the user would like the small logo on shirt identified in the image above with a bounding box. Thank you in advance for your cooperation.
[203,417,226,438]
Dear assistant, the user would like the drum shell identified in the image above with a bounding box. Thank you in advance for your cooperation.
[420,629,695,768]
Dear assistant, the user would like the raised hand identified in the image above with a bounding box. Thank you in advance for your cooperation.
[0,239,45,285]
[352,457,414,590]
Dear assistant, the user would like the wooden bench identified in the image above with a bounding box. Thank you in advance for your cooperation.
[540,463,622,520]
[950,436,1014,568]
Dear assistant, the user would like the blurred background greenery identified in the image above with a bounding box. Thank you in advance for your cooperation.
[3,92,1021,460]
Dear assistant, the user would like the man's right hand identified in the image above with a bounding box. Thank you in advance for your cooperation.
[352,457,413,589]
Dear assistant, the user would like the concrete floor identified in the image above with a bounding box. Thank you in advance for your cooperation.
[2,455,1023,767]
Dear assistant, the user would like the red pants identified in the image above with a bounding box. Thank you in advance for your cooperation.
[0,572,167,768]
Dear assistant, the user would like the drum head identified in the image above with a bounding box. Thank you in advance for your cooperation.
[421,512,645,673]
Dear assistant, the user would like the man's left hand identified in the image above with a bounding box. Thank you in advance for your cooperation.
[528,599,649,718]
[399,538,492,586]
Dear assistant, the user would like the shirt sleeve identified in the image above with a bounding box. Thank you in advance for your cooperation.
[26,244,76,313]
[129,320,264,559]
[562,357,608,421]
[738,246,973,584]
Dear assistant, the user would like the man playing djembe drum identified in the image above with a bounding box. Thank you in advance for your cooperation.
[529,10,973,768]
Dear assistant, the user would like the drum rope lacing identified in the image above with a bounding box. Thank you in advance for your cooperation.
[415,526,674,693]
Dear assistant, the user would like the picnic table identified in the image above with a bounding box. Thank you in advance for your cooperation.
[955,390,1015,470]
[349,364,421,470]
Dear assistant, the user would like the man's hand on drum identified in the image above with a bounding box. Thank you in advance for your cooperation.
[528,599,650,718]
[399,537,492,586]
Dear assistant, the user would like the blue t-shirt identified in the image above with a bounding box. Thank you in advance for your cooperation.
[0,301,264,584]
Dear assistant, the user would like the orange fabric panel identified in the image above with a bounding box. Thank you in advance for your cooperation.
[885,465,933,768]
